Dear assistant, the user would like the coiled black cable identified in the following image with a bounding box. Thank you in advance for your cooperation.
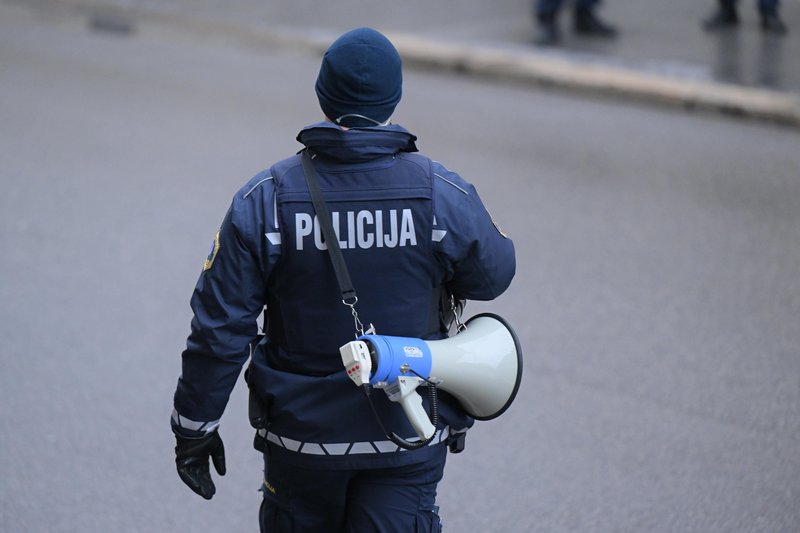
[362,370,440,451]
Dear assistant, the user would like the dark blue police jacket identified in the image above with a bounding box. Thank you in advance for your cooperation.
[173,121,516,469]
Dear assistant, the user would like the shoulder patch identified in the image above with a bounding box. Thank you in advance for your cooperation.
[203,230,220,271]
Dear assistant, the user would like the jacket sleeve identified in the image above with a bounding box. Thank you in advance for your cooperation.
[172,176,273,432]
[431,164,516,301]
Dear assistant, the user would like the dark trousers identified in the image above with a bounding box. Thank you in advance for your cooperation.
[720,0,780,12]
[259,446,447,533]
[536,0,600,16]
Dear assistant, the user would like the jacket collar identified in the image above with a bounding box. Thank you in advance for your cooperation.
[296,121,418,163]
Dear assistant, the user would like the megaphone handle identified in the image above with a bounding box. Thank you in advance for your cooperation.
[362,381,440,451]
[394,377,436,441]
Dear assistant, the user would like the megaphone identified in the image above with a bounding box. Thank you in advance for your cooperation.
[340,313,523,446]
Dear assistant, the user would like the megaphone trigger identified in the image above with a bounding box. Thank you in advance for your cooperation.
[380,376,436,441]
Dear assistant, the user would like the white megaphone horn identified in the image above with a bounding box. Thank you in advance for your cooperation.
[340,313,523,447]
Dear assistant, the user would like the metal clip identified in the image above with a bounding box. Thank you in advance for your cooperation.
[450,294,466,333]
[343,297,375,338]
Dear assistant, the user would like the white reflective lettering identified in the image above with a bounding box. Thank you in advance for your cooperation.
[331,212,346,249]
[294,209,419,251]
[383,209,398,248]
[399,209,416,247]
[347,211,356,249]
[356,211,374,248]
[296,213,313,250]
[313,215,326,250]
[375,210,383,248]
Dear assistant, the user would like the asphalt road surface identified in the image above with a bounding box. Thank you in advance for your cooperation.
[1,2,799,532]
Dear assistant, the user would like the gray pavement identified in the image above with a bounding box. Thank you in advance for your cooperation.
[28,0,800,126]
[2,2,800,533]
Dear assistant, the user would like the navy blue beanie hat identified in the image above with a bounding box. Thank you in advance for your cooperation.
[315,28,402,128]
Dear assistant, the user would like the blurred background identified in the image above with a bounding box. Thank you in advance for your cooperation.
[1,0,798,531]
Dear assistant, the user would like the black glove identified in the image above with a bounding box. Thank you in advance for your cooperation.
[174,431,226,500]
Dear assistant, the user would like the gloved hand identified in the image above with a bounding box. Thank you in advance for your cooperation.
[174,431,226,500]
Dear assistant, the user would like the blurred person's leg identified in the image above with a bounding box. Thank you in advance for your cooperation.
[703,0,739,30]
[759,0,788,34]
[533,0,563,46]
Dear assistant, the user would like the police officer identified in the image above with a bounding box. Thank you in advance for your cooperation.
[702,0,788,34]
[534,0,618,46]
[171,27,516,532]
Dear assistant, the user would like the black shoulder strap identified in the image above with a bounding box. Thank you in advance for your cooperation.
[300,150,357,304]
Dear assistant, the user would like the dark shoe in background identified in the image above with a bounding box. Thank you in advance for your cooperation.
[761,12,788,35]
[573,8,618,38]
